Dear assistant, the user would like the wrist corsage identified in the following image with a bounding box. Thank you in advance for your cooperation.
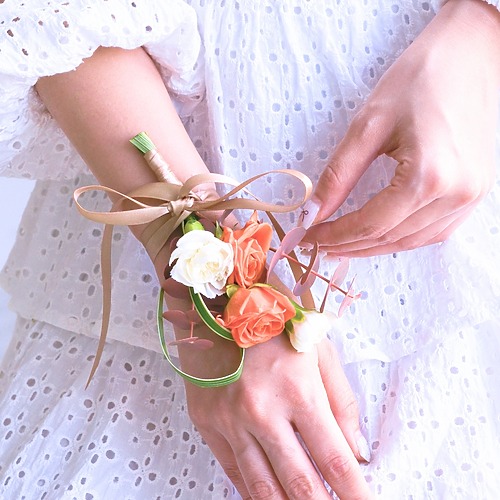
[74,133,360,388]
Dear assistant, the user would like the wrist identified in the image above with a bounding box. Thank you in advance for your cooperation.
[419,0,500,90]
[442,0,500,69]
[163,292,243,379]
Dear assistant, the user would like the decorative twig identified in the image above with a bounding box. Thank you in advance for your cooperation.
[270,247,349,296]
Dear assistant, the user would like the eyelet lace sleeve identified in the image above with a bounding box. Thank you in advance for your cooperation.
[0,0,204,182]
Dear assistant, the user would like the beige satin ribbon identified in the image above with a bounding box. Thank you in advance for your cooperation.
[74,169,314,387]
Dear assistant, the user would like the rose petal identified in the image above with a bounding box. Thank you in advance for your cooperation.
[222,286,295,348]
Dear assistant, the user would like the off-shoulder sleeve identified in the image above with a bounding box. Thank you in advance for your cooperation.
[0,0,204,181]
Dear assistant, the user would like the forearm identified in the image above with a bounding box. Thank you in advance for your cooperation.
[441,0,500,53]
[35,46,209,241]
[35,46,241,379]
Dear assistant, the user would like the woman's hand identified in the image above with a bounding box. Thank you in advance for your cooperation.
[154,231,371,500]
[154,240,371,499]
[303,0,500,257]
[182,334,372,500]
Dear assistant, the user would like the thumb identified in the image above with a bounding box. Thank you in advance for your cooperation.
[300,110,389,227]
[318,340,371,463]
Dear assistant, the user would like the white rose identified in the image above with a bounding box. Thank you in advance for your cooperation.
[169,230,234,298]
[288,310,336,352]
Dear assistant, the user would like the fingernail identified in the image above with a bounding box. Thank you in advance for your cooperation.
[356,431,371,463]
[298,199,320,229]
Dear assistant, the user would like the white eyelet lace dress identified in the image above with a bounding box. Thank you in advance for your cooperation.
[0,1,499,499]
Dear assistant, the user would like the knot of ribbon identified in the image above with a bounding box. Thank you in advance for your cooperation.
[168,196,195,216]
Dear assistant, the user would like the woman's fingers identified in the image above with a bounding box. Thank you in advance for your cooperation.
[423,208,476,247]
[192,389,332,499]
[232,428,323,499]
[306,103,394,225]
[185,336,371,499]
[225,349,334,498]
[304,184,423,248]
[304,150,476,249]
[303,139,489,256]
[314,203,477,257]
[199,430,252,499]
[317,340,371,464]
[296,411,371,500]
[283,361,371,499]
[244,351,370,499]
[237,404,366,499]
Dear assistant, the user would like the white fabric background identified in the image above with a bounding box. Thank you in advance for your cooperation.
[0,178,34,359]
[0,2,499,498]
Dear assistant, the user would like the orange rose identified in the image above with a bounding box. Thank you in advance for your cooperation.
[222,212,273,288]
[218,285,296,348]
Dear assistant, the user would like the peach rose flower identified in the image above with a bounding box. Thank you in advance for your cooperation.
[218,285,296,348]
[222,212,273,288]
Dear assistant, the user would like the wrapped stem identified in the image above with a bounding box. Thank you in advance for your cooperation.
[130,132,182,184]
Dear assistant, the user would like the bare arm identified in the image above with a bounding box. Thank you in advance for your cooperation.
[36,46,208,194]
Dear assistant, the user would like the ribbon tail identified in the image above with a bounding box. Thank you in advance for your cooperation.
[139,211,190,263]
[85,223,113,388]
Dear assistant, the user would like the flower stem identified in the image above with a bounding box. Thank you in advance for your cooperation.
[269,247,348,295]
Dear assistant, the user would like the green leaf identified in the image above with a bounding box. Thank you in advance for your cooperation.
[285,319,294,336]
[292,307,305,322]
[157,288,244,388]
[183,214,205,233]
[225,284,239,299]
[130,132,156,154]
[189,288,234,341]
[214,221,223,239]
